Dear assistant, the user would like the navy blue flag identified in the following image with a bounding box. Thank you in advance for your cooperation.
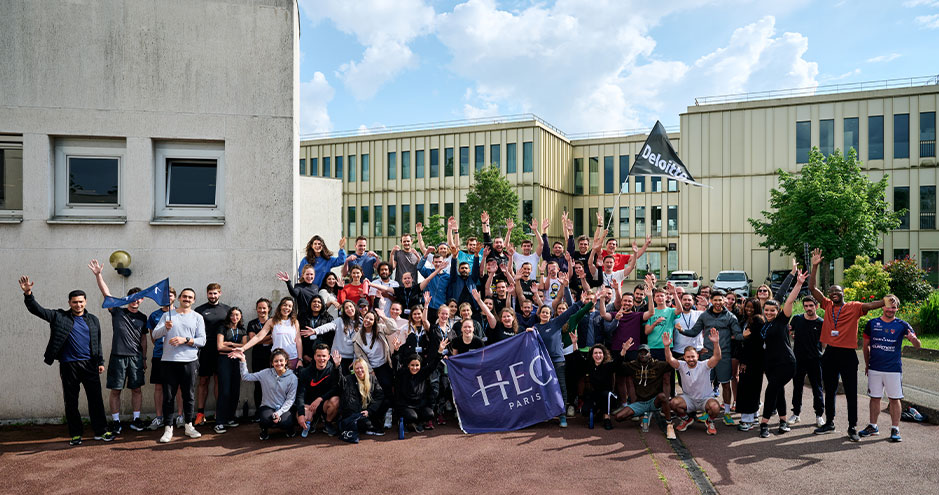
[102,278,171,308]
[447,331,564,434]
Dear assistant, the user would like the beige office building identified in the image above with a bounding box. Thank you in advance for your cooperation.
[300,78,939,287]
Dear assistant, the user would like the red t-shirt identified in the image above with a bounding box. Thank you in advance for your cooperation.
[339,281,369,305]
[818,297,867,349]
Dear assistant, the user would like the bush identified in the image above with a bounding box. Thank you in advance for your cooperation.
[918,291,939,335]
[884,256,933,304]
[843,256,891,302]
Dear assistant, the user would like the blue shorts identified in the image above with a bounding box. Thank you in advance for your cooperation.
[625,398,658,416]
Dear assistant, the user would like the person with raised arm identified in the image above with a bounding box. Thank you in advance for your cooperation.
[664,328,723,436]
[278,266,318,330]
[239,297,304,370]
[390,231,421,285]
[298,235,346,285]
[613,338,675,439]
[474,288,520,345]
[541,215,570,273]
[391,336,447,433]
[147,287,183,430]
[342,236,380,281]
[506,217,540,281]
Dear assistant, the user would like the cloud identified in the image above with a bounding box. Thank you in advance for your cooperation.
[299,0,435,99]
[299,71,334,134]
[915,13,939,28]
[866,53,901,63]
[821,68,861,82]
[903,0,939,7]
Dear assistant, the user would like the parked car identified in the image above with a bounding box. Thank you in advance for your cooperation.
[666,271,704,295]
[766,270,810,299]
[711,270,752,297]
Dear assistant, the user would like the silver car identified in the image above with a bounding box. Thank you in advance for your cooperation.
[711,270,752,297]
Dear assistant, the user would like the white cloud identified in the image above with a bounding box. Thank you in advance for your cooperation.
[299,71,334,134]
[464,101,500,119]
[903,0,939,7]
[866,53,901,63]
[821,68,861,82]
[915,13,939,28]
[299,0,435,99]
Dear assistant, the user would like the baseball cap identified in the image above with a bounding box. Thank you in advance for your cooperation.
[637,344,651,353]
[357,298,369,307]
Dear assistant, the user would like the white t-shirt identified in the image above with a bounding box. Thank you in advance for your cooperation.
[543,277,563,308]
[513,252,540,280]
[369,278,399,315]
[600,269,626,288]
[678,360,715,399]
[271,320,298,360]
[674,310,704,351]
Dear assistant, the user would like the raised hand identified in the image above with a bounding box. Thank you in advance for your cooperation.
[300,326,315,337]
[339,237,346,250]
[392,245,400,254]
[542,217,551,232]
[439,338,450,353]
[708,328,719,344]
[448,216,457,229]
[796,269,809,284]
[505,218,514,230]
[276,271,290,282]
[392,336,402,351]
[558,271,569,285]
[596,209,604,225]
[661,332,671,348]
[87,259,103,275]
[623,337,634,353]
[415,222,424,235]
[331,349,341,366]
[529,218,539,233]
[632,240,640,254]
[18,275,33,294]
[791,258,799,273]
[480,211,490,224]
[811,248,823,267]
[423,291,432,306]
[564,217,574,233]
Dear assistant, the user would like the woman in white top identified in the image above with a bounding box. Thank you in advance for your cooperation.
[240,297,303,370]
[319,272,342,319]
[306,300,360,375]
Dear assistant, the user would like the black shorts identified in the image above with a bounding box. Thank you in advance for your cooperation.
[198,350,218,377]
[150,357,164,385]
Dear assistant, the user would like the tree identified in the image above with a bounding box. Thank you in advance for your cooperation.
[459,165,527,245]
[420,214,447,249]
[884,256,933,303]
[748,148,903,288]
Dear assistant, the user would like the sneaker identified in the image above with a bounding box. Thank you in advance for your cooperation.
[696,413,708,423]
[94,431,115,442]
[213,424,227,434]
[158,426,173,443]
[858,424,879,438]
[759,423,770,438]
[778,420,791,434]
[384,410,393,430]
[731,402,736,412]
[423,420,435,430]
[366,428,385,436]
[559,415,568,428]
[640,413,651,433]
[108,421,122,435]
[816,416,826,428]
[184,422,201,439]
[889,427,902,443]
[604,418,613,430]
[566,405,576,418]
[814,423,836,435]
[148,417,164,431]
[259,428,269,440]
[324,422,338,437]
[129,418,145,432]
[194,413,205,426]
[69,436,82,446]
[286,428,297,438]
[675,416,694,432]
[301,422,311,438]
[706,420,717,435]
[737,422,754,432]
[722,413,735,426]
[847,426,860,442]
[175,416,184,428]
[436,414,447,426]
[788,414,801,425]
[666,423,677,439]
[226,420,240,428]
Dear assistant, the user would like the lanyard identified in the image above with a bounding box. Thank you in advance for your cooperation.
[761,321,772,340]
[681,312,693,329]
[831,304,845,330]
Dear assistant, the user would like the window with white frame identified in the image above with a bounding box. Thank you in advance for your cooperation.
[53,138,126,220]
[153,141,225,222]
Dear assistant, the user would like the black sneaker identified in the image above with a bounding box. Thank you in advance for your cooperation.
[759,423,770,438]
[259,428,269,440]
[847,426,860,442]
[813,423,836,435]
[213,424,227,434]
[858,424,879,437]
[286,428,297,438]
[603,418,613,430]
[108,421,122,435]
[69,436,82,446]
[129,418,145,432]
[324,422,338,437]
[411,422,424,433]
[365,428,386,436]
[778,420,791,434]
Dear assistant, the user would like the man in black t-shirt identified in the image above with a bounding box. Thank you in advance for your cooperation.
[89,260,149,434]
[194,283,230,426]
[788,296,825,428]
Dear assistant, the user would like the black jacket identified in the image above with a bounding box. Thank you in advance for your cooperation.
[338,372,385,418]
[294,360,340,415]
[25,293,104,366]
[393,349,441,409]
[285,280,319,328]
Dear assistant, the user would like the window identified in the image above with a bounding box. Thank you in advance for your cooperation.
[574,208,584,237]
[416,150,425,178]
[53,139,125,220]
[387,152,396,180]
[922,112,936,158]
[430,204,439,218]
[299,158,306,175]
[522,141,533,172]
[430,149,439,177]
[475,145,485,172]
[923,251,939,287]
[459,146,469,176]
[635,206,646,237]
[402,205,411,234]
[374,205,383,236]
[445,147,454,177]
[589,207,598,234]
[921,185,936,230]
[0,136,24,214]
[348,155,356,182]
[323,157,331,177]
[361,154,369,181]
[651,177,662,193]
[895,114,910,159]
[523,200,533,234]
[506,143,517,173]
[667,179,678,192]
[574,158,584,195]
[335,156,343,179]
[310,157,318,177]
[491,144,500,170]
[667,205,678,236]
[869,115,884,160]
[895,186,910,229]
[894,249,909,260]
[445,202,453,219]
[820,119,834,156]
[604,156,614,194]
[361,206,370,238]
[347,206,356,237]
[639,252,661,279]
[652,206,662,236]
[635,176,645,193]
[619,155,629,193]
[844,117,859,155]
[416,204,425,226]
[388,205,397,237]
[618,207,629,237]
[153,142,225,222]
[401,151,410,179]
[604,207,613,237]
[668,251,678,276]
[796,121,811,163]
[589,157,599,194]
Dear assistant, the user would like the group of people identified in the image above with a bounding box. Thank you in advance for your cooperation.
[21,211,922,446]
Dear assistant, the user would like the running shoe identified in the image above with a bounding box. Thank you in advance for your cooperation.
[184,422,201,438]
[816,416,825,428]
[722,413,735,426]
[787,414,801,425]
[226,420,239,428]
[778,420,791,434]
[559,415,568,428]
[436,414,447,426]
[731,402,736,412]
[301,421,311,438]
[324,422,339,437]
[365,428,385,436]
[737,422,754,432]
[69,436,82,446]
[424,420,435,430]
[175,416,184,428]
[410,422,424,433]
[158,426,173,443]
[286,428,297,438]
[213,424,227,434]
[194,412,205,426]
[148,417,164,431]
[108,421,122,435]
[259,428,270,440]
[696,413,708,423]
[759,423,770,438]
[94,431,116,442]
[888,427,902,443]
[675,416,694,432]
[640,413,651,433]
[604,418,613,431]
[813,423,836,435]
[847,426,860,442]
[706,420,717,435]
[384,410,393,430]
[858,424,879,438]
[129,418,145,432]
[666,424,677,440]
[566,405,576,418]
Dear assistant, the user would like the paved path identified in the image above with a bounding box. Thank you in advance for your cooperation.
[875,351,939,424]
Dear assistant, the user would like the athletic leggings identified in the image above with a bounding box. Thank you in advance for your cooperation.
[372,363,393,423]
[822,346,859,427]
[216,356,241,424]
[258,405,296,432]
[762,363,795,420]
[554,361,568,410]
[162,360,198,425]
[396,405,434,424]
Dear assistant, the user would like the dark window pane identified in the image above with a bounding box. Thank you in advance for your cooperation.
[68,157,119,204]
[323,156,331,177]
[844,118,859,154]
[416,204,424,225]
[619,155,629,193]
[444,202,453,219]
[430,149,439,177]
[635,206,646,237]
[310,157,318,177]
[604,156,614,194]
[415,150,425,178]
[475,145,484,172]
[361,206,369,238]
[401,151,410,179]
[796,121,810,163]
[895,114,910,159]
[402,205,410,234]
[374,205,382,236]
[921,112,936,158]
[588,157,599,194]
[604,207,613,237]
[299,158,305,175]
[618,207,629,237]
[894,249,909,260]
[869,116,884,160]
[523,200,533,234]
[574,158,583,195]
[895,186,909,229]
[347,206,356,237]
[491,144,500,170]
[921,185,936,230]
[651,176,661,192]
[444,148,453,177]
[574,208,584,237]
[522,141,533,172]
[388,205,397,237]
[820,119,834,155]
[652,205,662,236]
[635,176,645,193]
[430,204,438,217]
[667,205,678,236]
[335,156,343,179]
[361,154,369,181]
[348,155,356,182]
[506,143,517,173]
[923,251,939,287]
[387,152,396,180]
[589,207,598,234]
[460,146,469,176]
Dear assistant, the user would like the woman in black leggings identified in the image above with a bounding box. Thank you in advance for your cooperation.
[758,269,808,438]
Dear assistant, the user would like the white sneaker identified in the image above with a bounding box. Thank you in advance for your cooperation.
[175,416,184,427]
[184,422,202,438]
[159,426,173,443]
[384,410,393,430]
[566,405,576,417]
[788,414,800,425]
[148,417,164,431]
[816,416,826,428]
[666,424,677,440]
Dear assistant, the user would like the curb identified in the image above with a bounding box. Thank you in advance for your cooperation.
[903,346,939,363]
[900,400,939,425]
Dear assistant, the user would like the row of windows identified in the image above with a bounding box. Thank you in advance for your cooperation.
[302,141,535,182]
[570,205,678,238]
[893,185,937,230]
[573,155,679,195]
[796,112,937,164]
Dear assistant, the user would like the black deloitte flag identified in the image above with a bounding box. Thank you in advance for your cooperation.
[629,121,705,187]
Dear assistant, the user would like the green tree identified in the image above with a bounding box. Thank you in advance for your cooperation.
[419,214,447,249]
[460,165,526,245]
[748,148,903,288]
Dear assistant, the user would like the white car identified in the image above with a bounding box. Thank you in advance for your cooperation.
[666,271,704,295]
[711,270,752,297]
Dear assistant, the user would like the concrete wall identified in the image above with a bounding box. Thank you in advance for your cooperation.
[0,0,319,420]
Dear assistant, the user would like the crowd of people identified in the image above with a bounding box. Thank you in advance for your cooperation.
[21,211,922,446]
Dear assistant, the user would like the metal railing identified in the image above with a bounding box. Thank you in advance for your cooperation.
[301,113,567,140]
[921,212,936,230]
[567,125,679,140]
[922,140,936,158]
[694,74,939,106]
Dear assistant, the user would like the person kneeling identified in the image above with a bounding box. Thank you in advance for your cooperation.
[393,337,448,434]
[337,358,386,443]
[663,329,722,435]
[230,348,298,440]
[613,340,675,439]
[295,344,342,438]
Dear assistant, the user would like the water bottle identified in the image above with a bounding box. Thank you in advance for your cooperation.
[588,410,594,429]
[398,417,405,439]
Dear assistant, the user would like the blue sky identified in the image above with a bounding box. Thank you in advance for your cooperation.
[297,0,939,137]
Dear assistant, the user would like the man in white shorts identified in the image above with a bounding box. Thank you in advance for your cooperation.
[860,294,921,442]
[662,328,722,435]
